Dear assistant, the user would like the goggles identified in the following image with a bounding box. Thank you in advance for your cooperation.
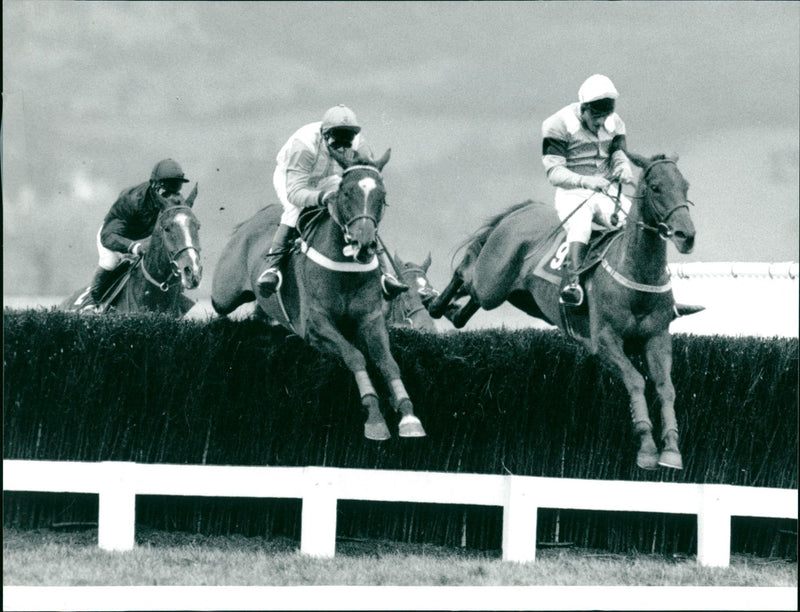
[324,128,357,150]
[585,98,615,118]
[156,180,183,198]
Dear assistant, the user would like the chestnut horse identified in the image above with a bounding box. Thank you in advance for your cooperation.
[427,154,696,470]
[211,149,426,441]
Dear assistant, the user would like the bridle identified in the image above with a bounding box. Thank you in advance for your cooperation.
[630,159,694,240]
[327,165,385,244]
[393,264,434,327]
[140,205,201,292]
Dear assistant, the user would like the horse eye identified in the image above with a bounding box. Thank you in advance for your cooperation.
[650,184,661,193]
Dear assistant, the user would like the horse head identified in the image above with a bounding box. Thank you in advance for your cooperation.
[328,148,391,264]
[391,251,438,331]
[628,153,695,254]
[151,183,203,290]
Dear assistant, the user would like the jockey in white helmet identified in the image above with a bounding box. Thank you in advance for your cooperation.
[541,74,634,306]
[256,105,408,300]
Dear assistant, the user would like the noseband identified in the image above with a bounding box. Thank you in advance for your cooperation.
[633,159,693,240]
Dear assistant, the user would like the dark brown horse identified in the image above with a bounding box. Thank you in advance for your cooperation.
[211,149,426,441]
[427,154,696,470]
[385,252,437,332]
[62,185,202,317]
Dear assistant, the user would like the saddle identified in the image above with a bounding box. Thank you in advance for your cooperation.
[530,224,623,337]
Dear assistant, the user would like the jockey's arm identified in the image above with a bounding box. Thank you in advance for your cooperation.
[542,138,588,190]
[609,135,634,184]
[100,199,139,254]
[285,145,329,209]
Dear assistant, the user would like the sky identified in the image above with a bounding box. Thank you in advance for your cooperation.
[3,1,799,320]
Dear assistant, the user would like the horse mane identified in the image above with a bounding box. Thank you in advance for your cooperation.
[452,200,535,264]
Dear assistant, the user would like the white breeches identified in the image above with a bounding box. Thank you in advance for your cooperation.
[96,227,123,271]
[554,186,631,244]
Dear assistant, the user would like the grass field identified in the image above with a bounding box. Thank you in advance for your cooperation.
[4,527,796,587]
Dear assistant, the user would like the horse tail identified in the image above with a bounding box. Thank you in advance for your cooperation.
[451,200,535,266]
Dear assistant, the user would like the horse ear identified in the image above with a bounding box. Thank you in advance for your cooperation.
[375,148,391,171]
[422,252,432,270]
[669,153,680,163]
[185,183,198,207]
[393,251,404,267]
[626,151,650,169]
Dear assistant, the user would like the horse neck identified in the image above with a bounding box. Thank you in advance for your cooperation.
[615,191,669,284]
[309,213,349,259]
[141,229,173,282]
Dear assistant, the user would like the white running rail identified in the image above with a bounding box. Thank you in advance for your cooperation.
[3,460,797,567]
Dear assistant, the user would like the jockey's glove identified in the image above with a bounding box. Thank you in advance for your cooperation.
[580,176,611,193]
[612,167,634,185]
[130,242,145,257]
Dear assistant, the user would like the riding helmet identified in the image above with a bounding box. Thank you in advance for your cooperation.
[321,105,361,135]
[150,159,190,183]
[578,74,619,104]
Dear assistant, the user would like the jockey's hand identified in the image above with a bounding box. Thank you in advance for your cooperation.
[581,176,610,193]
[612,167,635,185]
[130,242,145,257]
[318,190,337,208]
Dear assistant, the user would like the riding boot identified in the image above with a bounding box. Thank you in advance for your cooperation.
[378,251,409,301]
[256,223,297,298]
[88,267,118,307]
[559,242,589,306]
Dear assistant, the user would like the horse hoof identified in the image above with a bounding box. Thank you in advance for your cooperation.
[364,421,391,441]
[658,451,684,470]
[637,451,659,470]
[398,415,427,438]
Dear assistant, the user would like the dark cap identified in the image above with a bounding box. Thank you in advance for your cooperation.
[150,159,189,182]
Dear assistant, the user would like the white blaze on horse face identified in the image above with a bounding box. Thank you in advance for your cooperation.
[358,177,377,214]
[172,210,202,286]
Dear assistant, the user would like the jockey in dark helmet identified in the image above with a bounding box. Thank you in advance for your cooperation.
[255,104,408,300]
[84,158,189,310]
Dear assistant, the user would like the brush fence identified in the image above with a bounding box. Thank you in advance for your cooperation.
[4,460,796,567]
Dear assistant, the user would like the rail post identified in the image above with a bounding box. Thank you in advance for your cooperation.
[502,475,538,562]
[300,466,338,558]
[97,461,136,551]
[697,484,732,567]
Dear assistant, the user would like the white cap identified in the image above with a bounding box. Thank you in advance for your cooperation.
[321,105,361,134]
[578,74,619,104]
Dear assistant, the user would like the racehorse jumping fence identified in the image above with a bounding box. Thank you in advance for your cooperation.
[4,460,796,567]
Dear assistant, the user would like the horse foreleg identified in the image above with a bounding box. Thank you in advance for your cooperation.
[426,271,464,319]
[644,332,682,470]
[447,298,480,329]
[594,327,659,470]
[307,313,390,441]
[359,310,426,438]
